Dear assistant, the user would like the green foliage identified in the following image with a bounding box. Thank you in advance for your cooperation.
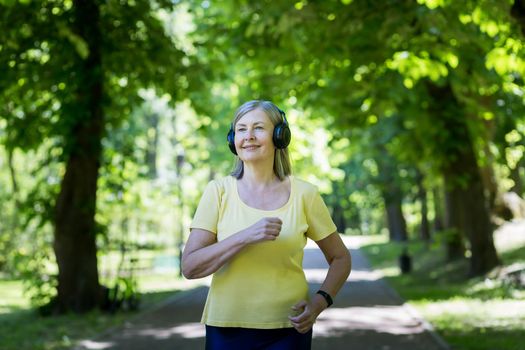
[0,143,60,309]
[104,276,141,313]
[433,228,465,247]
[15,248,57,310]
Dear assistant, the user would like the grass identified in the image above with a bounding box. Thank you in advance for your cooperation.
[0,280,31,313]
[0,304,131,350]
[358,220,525,350]
[0,269,208,350]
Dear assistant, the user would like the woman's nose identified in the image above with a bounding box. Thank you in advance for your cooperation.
[244,129,255,140]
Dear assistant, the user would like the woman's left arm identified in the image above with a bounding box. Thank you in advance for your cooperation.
[289,232,351,333]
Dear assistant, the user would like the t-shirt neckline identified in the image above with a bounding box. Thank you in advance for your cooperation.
[233,175,294,212]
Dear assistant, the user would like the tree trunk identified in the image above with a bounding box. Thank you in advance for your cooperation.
[375,152,408,241]
[53,0,103,313]
[383,193,408,241]
[146,113,159,178]
[428,82,499,275]
[510,0,525,190]
[3,147,20,272]
[443,149,500,274]
[510,156,524,196]
[443,186,466,260]
[511,0,525,36]
[416,171,431,241]
[479,148,498,212]
[333,200,347,234]
[7,147,19,199]
[432,187,445,233]
[332,182,347,234]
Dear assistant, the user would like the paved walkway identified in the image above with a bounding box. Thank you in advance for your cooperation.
[76,237,450,350]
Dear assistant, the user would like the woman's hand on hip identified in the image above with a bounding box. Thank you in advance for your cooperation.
[288,299,324,334]
[242,217,282,244]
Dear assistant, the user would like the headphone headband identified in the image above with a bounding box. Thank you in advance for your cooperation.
[277,108,288,124]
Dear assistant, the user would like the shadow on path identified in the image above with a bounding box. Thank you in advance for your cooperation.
[76,237,449,350]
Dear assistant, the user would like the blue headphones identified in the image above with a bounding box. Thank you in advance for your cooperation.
[227,107,291,155]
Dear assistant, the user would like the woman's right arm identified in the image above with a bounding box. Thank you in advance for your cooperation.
[182,217,282,279]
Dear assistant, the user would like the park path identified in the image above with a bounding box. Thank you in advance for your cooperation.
[76,236,450,350]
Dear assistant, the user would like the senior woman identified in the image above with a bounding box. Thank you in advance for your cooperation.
[182,100,351,350]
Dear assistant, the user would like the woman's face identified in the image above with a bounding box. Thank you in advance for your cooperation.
[234,109,275,164]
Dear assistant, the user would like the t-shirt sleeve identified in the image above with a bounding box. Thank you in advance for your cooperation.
[305,187,338,241]
[190,180,222,234]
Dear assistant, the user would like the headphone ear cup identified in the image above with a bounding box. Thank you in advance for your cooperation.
[273,123,291,149]
[227,127,237,155]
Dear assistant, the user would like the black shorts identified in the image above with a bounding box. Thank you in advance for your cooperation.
[205,325,313,350]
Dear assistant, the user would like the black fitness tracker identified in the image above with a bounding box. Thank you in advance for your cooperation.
[316,290,333,307]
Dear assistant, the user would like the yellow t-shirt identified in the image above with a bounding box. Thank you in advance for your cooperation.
[190,175,337,329]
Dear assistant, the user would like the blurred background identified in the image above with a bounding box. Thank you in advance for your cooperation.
[0,0,524,349]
